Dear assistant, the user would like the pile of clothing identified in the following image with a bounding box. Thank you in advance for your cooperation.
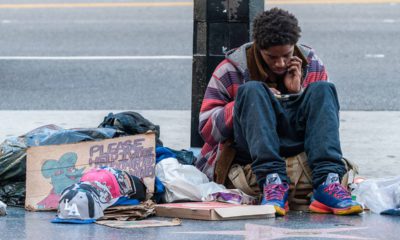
[52,166,146,224]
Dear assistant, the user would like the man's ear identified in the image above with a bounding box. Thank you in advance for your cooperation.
[41,160,58,178]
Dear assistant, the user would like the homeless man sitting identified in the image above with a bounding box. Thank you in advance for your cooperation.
[194,8,363,216]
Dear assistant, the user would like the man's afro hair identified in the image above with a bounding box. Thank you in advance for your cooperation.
[252,8,301,50]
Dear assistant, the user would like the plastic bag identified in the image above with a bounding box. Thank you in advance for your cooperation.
[353,176,400,214]
[98,111,163,146]
[165,147,196,165]
[0,182,25,206]
[0,137,27,182]
[23,124,116,146]
[0,200,6,216]
[203,189,258,205]
[155,157,226,202]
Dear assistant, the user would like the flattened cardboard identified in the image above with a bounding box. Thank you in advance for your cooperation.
[26,133,155,211]
[100,200,155,221]
[155,202,275,220]
[96,218,181,229]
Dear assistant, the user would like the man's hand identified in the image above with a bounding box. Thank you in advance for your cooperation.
[283,56,302,93]
[269,88,281,95]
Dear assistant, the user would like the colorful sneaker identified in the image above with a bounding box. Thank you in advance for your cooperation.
[261,173,289,216]
[309,173,363,215]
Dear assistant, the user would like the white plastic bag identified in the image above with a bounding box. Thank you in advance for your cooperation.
[0,200,7,216]
[353,176,400,214]
[156,157,226,202]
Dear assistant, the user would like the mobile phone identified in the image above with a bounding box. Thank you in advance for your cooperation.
[274,93,301,101]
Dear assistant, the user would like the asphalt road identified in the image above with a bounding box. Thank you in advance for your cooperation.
[0,0,399,110]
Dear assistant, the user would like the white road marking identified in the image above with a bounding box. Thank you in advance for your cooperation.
[0,2,193,9]
[0,56,192,60]
[268,0,400,4]
[365,54,385,58]
[383,19,396,23]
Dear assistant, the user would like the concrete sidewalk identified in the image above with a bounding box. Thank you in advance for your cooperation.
[1,110,400,240]
[1,110,399,178]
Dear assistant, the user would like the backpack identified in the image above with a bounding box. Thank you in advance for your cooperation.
[215,141,358,211]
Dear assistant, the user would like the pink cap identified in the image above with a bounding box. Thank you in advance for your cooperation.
[81,168,121,198]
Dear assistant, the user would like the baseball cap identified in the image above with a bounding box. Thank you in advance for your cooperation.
[128,175,146,201]
[52,182,108,224]
[80,168,122,198]
[88,167,147,201]
[52,167,147,223]
[103,167,134,196]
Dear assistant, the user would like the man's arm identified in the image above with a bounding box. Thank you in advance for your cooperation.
[302,48,329,87]
[199,61,241,145]
[284,56,303,93]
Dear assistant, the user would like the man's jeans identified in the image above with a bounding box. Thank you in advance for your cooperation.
[233,81,346,188]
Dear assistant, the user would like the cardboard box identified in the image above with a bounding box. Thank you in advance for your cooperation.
[25,133,155,211]
[155,202,275,220]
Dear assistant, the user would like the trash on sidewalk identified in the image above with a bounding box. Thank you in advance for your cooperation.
[99,200,155,221]
[0,200,6,216]
[155,201,275,220]
[164,147,196,165]
[96,218,181,229]
[98,111,163,146]
[353,176,400,215]
[0,137,27,184]
[156,156,226,203]
[26,133,156,211]
[0,182,25,207]
[203,189,258,205]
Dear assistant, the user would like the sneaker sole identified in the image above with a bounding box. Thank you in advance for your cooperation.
[274,202,289,216]
[309,200,363,215]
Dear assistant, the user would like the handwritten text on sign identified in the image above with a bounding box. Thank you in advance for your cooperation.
[88,138,155,177]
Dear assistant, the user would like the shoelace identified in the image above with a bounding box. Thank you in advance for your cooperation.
[264,184,288,201]
[324,183,351,200]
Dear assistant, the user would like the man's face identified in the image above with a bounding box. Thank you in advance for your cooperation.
[259,44,295,76]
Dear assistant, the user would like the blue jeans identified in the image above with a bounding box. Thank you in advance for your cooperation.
[233,81,346,188]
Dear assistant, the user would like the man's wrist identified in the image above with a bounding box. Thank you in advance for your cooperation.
[287,86,302,93]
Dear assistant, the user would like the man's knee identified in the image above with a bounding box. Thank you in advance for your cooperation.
[307,81,336,92]
[304,81,340,110]
[306,81,338,99]
[238,81,269,96]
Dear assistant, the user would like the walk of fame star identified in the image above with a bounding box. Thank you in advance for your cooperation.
[175,224,371,239]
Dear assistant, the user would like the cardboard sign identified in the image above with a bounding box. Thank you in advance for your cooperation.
[155,202,275,220]
[25,133,155,211]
